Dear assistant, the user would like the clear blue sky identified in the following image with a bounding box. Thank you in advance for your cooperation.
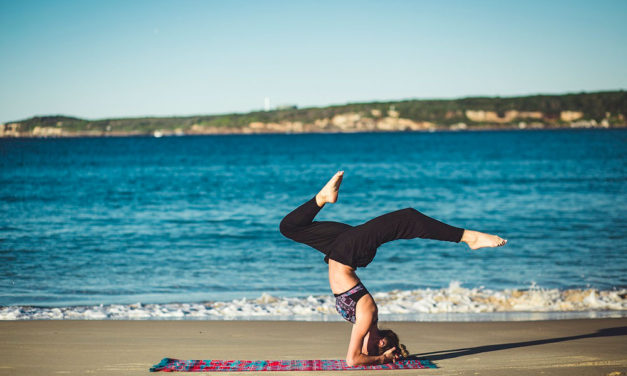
[1,0,626,123]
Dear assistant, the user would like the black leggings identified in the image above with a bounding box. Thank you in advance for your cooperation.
[279,197,464,268]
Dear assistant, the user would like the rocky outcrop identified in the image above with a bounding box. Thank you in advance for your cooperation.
[242,112,435,134]
[32,126,63,137]
[0,123,21,137]
[465,110,544,123]
[560,111,584,122]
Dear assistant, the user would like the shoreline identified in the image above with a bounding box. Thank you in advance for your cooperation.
[2,308,626,322]
[0,125,624,139]
[3,284,625,320]
[1,318,625,375]
[1,311,626,323]
[2,90,624,138]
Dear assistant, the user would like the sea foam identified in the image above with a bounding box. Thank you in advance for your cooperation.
[1,282,625,321]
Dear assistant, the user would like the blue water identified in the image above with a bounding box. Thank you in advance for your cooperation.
[1,130,626,307]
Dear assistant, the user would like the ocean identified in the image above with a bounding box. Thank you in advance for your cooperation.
[1,129,626,320]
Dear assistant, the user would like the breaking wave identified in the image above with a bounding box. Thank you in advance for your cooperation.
[2,282,625,321]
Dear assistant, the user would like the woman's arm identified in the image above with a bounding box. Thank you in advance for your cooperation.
[344,297,397,367]
[345,324,397,366]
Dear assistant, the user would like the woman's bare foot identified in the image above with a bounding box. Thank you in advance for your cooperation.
[461,230,507,250]
[315,171,344,207]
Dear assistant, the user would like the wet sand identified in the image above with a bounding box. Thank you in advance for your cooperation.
[0,318,626,375]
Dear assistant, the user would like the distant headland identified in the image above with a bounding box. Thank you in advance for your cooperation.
[1,91,625,138]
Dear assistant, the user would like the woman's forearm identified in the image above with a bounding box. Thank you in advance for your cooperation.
[346,353,385,367]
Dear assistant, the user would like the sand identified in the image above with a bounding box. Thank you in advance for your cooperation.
[0,318,626,375]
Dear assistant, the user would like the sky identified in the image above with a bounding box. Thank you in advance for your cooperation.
[0,0,626,123]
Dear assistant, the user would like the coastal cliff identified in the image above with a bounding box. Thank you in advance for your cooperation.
[2,91,625,137]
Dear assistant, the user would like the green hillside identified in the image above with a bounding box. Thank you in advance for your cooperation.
[5,90,626,136]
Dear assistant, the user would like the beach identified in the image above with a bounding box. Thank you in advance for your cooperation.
[1,318,625,375]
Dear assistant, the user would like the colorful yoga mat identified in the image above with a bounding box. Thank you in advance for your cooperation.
[150,358,436,372]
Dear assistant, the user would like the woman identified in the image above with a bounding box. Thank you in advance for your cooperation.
[279,171,506,366]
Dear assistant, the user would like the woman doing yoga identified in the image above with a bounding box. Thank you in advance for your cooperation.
[279,171,507,366]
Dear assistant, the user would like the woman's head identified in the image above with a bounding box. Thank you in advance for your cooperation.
[377,329,409,358]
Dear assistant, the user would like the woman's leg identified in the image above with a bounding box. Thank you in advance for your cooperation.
[354,208,465,246]
[279,196,352,251]
[340,207,505,254]
[279,172,352,254]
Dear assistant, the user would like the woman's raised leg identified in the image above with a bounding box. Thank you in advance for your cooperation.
[348,207,506,251]
[279,171,352,253]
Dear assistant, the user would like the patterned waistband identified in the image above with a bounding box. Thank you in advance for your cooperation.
[334,281,366,298]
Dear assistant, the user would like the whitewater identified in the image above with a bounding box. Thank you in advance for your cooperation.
[3,282,625,321]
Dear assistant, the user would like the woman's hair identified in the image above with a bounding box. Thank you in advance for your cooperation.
[378,329,410,358]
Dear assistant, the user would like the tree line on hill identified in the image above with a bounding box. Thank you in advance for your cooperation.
[6,90,626,135]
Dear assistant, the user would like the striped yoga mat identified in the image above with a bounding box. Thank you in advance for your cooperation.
[150,358,436,372]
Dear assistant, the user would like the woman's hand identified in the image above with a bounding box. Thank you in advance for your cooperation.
[380,347,399,364]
